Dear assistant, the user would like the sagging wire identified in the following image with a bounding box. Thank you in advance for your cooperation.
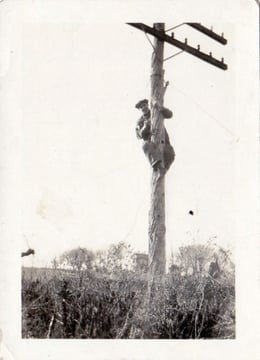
[142,26,235,140]
[144,72,235,140]
[24,234,31,250]
[171,83,236,139]
[120,191,147,244]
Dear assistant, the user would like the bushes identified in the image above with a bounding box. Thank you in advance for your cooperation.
[22,269,146,338]
[146,272,235,339]
[22,243,235,339]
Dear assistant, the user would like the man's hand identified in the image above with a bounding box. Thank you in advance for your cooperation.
[160,107,173,119]
[140,119,151,139]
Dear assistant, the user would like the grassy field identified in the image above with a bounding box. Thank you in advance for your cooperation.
[22,259,235,339]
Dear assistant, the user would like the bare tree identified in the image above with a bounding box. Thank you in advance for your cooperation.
[59,247,94,271]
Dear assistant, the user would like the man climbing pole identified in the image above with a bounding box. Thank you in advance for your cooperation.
[135,97,175,174]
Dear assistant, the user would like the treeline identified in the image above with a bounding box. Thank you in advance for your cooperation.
[51,241,134,274]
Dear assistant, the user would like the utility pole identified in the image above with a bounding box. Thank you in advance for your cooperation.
[148,23,167,291]
[127,22,227,300]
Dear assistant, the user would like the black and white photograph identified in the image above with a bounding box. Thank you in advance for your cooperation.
[0,0,259,359]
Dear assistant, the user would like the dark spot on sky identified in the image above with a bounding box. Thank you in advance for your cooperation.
[189,210,194,215]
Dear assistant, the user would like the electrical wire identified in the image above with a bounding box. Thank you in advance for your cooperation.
[143,62,235,141]
[120,192,147,244]
[170,84,236,139]
[23,234,32,250]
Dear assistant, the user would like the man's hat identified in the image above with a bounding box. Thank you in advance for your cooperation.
[135,99,149,109]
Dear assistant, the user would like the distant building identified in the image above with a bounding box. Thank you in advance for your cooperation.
[134,253,148,273]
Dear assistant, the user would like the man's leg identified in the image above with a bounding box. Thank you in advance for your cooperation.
[142,141,162,169]
[164,144,175,171]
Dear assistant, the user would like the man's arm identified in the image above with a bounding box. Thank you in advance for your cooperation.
[136,118,144,139]
[136,117,151,140]
[151,101,173,119]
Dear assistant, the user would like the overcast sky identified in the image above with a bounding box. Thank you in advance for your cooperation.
[0,1,257,269]
[17,21,237,268]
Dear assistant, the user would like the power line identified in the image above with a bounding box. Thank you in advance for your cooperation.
[120,193,147,243]
[170,84,236,139]
[144,68,234,140]
[23,234,31,249]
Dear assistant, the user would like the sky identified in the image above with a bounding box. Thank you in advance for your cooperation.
[19,21,237,267]
[0,1,257,270]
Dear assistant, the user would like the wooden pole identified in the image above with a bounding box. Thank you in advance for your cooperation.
[148,23,166,297]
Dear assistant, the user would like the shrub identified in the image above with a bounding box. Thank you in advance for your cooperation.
[22,243,235,339]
